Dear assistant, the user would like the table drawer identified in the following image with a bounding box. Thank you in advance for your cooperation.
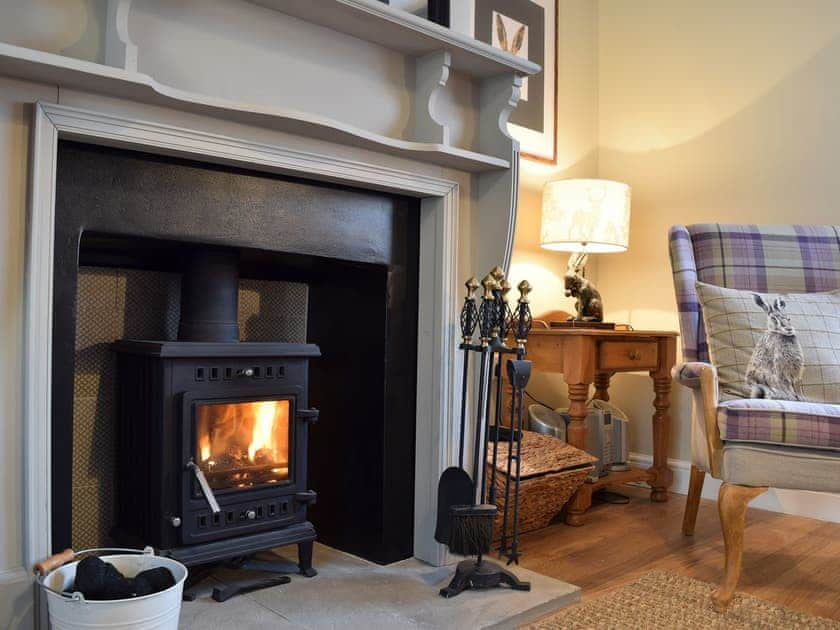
[598,340,659,371]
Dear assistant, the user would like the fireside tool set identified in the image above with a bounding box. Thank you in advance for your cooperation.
[436,266,533,598]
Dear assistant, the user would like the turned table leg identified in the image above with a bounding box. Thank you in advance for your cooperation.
[594,372,611,401]
[649,337,676,502]
[564,381,591,526]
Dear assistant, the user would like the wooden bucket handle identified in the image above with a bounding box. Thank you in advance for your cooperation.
[33,549,75,576]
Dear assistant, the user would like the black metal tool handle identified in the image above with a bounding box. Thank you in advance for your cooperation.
[458,277,479,468]
[500,279,514,340]
[460,276,480,344]
[515,280,533,354]
[489,266,506,340]
[478,274,497,346]
[508,359,532,565]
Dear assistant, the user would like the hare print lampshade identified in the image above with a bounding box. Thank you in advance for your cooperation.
[540,179,631,322]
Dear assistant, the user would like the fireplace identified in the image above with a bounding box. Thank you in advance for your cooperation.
[111,247,321,571]
[49,140,420,567]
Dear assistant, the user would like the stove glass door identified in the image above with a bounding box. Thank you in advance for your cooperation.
[194,398,291,491]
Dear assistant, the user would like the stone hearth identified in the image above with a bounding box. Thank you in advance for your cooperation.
[178,543,580,629]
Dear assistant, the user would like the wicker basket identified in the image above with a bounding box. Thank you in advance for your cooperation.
[487,431,596,538]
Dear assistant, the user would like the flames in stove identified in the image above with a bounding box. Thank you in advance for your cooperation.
[248,401,280,462]
[195,399,290,490]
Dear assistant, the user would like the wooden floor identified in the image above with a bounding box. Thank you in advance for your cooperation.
[518,485,840,620]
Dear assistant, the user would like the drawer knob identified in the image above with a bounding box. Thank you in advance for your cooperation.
[628,349,641,360]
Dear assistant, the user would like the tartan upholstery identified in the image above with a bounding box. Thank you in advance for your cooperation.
[669,224,840,363]
[671,361,707,389]
[719,398,840,451]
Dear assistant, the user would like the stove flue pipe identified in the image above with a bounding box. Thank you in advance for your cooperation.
[178,247,240,342]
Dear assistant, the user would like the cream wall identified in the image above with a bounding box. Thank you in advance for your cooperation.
[512,0,840,461]
[508,0,599,410]
[596,0,840,459]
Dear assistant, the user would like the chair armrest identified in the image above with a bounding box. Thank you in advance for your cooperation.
[698,364,724,477]
[671,362,713,389]
[672,362,724,476]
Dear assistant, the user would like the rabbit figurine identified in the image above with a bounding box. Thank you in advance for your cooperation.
[746,293,804,400]
[564,253,604,322]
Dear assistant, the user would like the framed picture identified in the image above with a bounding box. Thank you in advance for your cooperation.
[467,0,558,163]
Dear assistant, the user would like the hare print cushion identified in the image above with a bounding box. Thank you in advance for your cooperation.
[696,282,840,402]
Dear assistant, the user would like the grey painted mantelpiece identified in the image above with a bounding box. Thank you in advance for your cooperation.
[2,1,535,626]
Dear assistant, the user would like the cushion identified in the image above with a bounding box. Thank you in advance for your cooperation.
[719,398,840,451]
[696,282,840,402]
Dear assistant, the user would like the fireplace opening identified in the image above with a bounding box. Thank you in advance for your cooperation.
[195,398,292,491]
[53,141,420,565]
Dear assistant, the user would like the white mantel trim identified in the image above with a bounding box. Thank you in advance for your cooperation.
[0,42,510,173]
[26,101,461,568]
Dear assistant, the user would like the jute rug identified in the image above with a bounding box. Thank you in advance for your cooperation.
[522,571,840,629]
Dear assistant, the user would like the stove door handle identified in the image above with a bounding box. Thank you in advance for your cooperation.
[187,460,221,514]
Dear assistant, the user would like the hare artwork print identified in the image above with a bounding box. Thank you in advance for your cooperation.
[473,0,557,162]
[746,293,805,400]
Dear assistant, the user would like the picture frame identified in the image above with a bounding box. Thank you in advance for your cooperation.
[451,0,558,164]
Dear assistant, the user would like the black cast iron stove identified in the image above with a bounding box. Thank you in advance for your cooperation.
[112,247,320,580]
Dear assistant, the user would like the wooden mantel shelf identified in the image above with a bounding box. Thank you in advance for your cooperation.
[248,0,541,78]
[0,42,511,173]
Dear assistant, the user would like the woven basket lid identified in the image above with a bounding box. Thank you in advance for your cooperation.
[488,430,596,479]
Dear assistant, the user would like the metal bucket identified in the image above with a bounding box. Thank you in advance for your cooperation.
[34,547,187,630]
[528,404,568,441]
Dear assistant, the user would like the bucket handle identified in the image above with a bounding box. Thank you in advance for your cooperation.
[33,546,156,600]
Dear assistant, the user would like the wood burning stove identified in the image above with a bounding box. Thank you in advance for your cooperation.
[111,247,320,575]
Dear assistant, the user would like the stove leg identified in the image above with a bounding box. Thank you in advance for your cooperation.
[181,564,217,601]
[298,540,317,577]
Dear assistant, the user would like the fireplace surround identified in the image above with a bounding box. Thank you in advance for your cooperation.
[23,91,513,574]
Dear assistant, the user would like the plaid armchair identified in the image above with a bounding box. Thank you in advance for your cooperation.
[669,224,840,609]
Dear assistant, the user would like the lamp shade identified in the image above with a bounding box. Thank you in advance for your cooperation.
[540,179,631,253]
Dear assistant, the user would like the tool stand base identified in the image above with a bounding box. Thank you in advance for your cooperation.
[439,558,531,598]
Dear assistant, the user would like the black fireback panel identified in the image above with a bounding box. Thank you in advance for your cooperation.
[112,340,320,558]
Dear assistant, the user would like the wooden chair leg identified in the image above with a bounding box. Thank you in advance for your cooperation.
[682,465,705,535]
[712,482,767,611]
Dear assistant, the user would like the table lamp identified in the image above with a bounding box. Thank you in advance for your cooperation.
[540,179,631,323]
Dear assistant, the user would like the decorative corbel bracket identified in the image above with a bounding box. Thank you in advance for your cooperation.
[474,72,523,273]
[413,50,451,145]
[478,72,522,160]
[105,0,138,72]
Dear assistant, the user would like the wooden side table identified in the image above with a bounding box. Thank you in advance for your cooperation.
[504,328,678,526]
